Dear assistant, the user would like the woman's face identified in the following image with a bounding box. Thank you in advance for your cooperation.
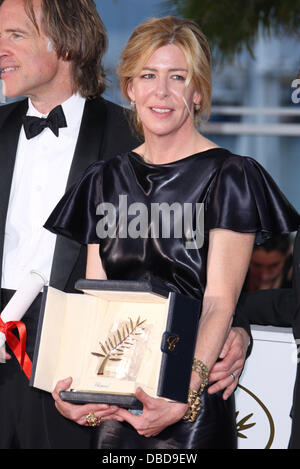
[127,44,201,139]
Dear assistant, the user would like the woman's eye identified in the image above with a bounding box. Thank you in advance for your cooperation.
[141,73,155,79]
[171,75,185,81]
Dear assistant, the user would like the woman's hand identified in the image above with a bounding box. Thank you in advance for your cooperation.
[52,377,122,426]
[207,327,249,399]
[115,387,188,438]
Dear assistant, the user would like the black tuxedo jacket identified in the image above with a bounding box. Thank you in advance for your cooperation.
[238,230,300,332]
[0,97,139,300]
[0,97,140,449]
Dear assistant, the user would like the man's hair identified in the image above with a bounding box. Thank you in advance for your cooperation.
[5,0,108,98]
[118,16,212,136]
[254,234,292,255]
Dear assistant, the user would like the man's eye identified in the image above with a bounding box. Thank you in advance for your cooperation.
[11,32,23,39]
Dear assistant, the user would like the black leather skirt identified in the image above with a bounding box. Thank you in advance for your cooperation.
[93,387,237,449]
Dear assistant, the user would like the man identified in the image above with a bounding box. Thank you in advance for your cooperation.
[238,229,300,448]
[244,234,292,292]
[0,0,139,449]
[0,0,250,449]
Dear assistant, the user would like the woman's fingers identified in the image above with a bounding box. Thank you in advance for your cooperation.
[52,377,119,425]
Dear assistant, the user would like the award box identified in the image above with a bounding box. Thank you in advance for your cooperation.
[30,280,201,409]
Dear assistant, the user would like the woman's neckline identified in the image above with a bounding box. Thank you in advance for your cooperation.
[129,147,225,167]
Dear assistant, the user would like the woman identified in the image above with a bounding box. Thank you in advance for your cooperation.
[45,17,300,449]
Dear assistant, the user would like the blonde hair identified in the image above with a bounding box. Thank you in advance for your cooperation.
[118,16,212,136]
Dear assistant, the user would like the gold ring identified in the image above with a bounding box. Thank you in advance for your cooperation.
[86,412,101,427]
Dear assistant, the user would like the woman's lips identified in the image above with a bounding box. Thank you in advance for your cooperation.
[150,107,173,116]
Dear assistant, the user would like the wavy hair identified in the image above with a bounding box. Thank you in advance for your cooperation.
[118,16,212,136]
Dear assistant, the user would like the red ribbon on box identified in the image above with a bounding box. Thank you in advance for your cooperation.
[0,316,32,380]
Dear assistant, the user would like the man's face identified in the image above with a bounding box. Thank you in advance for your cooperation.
[249,249,287,289]
[0,0,60,101]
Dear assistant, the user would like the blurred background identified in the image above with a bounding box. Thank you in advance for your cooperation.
[1,0,299,211]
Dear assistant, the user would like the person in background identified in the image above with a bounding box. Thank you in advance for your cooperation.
[244,234,293,292]
[45,16,300,449]
[237,228,300,448]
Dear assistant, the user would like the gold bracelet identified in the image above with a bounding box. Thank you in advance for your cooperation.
[182,388,202,422]
[192,357,209,393]
[183,358,209,423]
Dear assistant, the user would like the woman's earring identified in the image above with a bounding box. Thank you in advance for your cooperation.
[194,103,201,112]
[130,101,136,111]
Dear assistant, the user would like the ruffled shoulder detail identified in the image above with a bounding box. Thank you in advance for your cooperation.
[205,154,300,243]
[44,161,105,244]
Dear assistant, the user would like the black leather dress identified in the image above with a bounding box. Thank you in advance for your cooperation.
[45,148,300,449]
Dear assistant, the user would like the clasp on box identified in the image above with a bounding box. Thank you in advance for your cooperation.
[161,332,180,354]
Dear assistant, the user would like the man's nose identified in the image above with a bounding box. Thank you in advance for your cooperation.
[260,270,272,280]
[0,37,9,57]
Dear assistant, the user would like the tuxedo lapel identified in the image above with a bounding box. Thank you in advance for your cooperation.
[0,99,28,293]
[49,98,107,290]
[66,98,107,190]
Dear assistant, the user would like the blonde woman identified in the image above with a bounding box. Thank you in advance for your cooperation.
[45,17,299,449]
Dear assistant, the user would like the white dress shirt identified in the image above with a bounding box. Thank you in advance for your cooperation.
[2,93,86,290]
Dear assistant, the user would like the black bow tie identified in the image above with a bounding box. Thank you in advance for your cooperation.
[22,105,67,139]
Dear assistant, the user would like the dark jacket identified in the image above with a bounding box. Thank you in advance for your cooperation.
[0,97,139,298]
[237,228,300,448]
